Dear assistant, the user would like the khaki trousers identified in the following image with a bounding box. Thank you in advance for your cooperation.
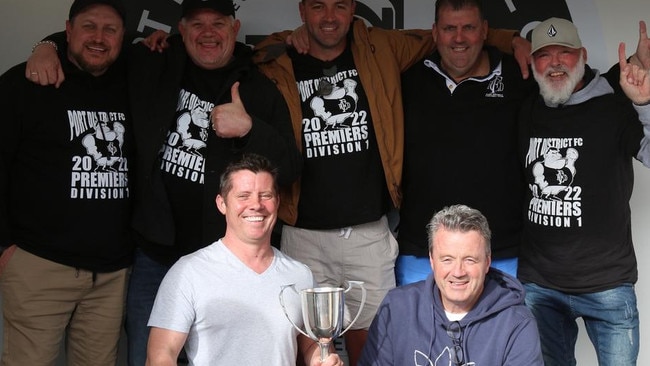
[0,247,128,366]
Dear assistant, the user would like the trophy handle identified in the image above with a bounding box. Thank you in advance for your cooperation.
[339,280,367,337]
[279,284,310,338]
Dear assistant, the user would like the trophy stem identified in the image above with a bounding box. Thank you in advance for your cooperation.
[319,339,331,361]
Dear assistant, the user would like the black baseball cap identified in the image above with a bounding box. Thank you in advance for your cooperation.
[181,0,236,19]
[68,0,127,23]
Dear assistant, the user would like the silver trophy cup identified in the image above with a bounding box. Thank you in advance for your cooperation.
[280,281,366,361]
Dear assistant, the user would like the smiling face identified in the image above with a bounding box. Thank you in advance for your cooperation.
[216,170,278,246]
[178,9,240,70]
[299,0,356,60]
[430,227,491,314]
[532,45,586,105]
[66,4,124,76]
[432,4,487,81]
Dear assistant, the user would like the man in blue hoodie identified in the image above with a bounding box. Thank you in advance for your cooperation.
[359,204,543,366]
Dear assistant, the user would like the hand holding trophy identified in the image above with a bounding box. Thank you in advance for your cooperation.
[280,281,366,361]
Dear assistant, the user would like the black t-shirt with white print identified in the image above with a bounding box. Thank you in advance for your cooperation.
[160,62,230,258]
[1,57,133,271]
[290,47,388,229]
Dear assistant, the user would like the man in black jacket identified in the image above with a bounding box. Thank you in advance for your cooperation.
[125,1,299,364]
[26,1,300,365]
[0,0,133,364]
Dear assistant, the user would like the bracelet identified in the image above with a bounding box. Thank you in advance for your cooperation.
[32,40,58,53]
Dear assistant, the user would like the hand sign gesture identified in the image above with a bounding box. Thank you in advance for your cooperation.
[619,42,650,106]
[211,82,253,138]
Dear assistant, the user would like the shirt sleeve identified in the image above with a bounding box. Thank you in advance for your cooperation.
[148,262,195,334]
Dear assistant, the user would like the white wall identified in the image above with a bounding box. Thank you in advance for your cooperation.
[576,1,650,363]
[1,0,649,364]
[0,0,70,75]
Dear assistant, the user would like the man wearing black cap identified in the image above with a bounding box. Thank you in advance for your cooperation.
[116,0,299,364]
[124,1,299,365]
[0,0,132,365]
[25,0,300,365]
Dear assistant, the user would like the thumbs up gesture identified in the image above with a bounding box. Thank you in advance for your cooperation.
[211,82,253,138]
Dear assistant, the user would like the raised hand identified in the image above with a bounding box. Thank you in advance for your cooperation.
[619,42,650,106]
[210,82,253,138]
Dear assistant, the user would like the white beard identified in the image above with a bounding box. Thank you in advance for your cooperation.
[533,53,586,106]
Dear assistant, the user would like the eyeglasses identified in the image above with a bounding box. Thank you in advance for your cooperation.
[446,321,466,366]
[316,65,337,97]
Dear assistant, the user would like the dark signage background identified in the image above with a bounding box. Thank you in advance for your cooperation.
[124,0,573,44]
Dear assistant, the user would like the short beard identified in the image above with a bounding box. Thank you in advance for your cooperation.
[533,53,586,106]
[68,43,114,76]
